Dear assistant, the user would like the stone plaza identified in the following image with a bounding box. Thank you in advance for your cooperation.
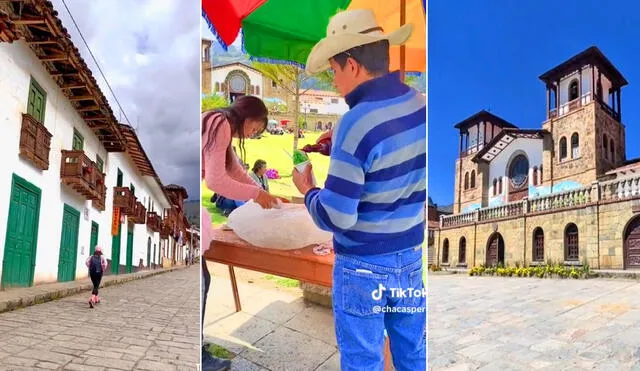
[0,267,199,370]
[429,274,640,370]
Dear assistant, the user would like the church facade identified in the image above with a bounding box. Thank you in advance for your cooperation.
[433,46,640,270]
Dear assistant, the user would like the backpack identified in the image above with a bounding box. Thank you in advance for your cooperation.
[89,255,103,274]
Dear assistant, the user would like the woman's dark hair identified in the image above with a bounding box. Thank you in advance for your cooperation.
[252,159,267,174]
[202,95,268,163]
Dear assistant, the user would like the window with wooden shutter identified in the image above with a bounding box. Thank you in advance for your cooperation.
[96,155,104,173]
[27,78,47,123]
[72,129,84,151]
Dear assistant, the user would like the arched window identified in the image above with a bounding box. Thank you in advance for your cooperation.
[603,135,609,160]
[569,79,579,101]
[533,228,544,262]
[532,167,538,186]
[610,139,615,163]
[256,85,260,95]
[498,178,503,195]
[470,170,476,189]
[509,155,529,189]
[464,172,469,190]
[459,237,466,264]
[214,82,220,92]
[564,223,579,261]
[442,239,449,263]
[571,133,580,158]
[493,178,497,196]
[539,165,543,184]
[559,137,567,161]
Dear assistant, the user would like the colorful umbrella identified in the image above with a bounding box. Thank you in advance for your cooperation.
[202,0,425,75]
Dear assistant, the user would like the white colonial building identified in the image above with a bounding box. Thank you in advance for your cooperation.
[0,0,192,288]
[210,62,265,102]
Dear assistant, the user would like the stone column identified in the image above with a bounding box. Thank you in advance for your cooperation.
[591,181,600,202]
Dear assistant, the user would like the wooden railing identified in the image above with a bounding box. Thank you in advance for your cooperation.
[441,175,640,228]
[164,206,178,230]
[129,202,147,224]
[19,113,52,170]
[60,150,104,200]
[147,212,162,232]
[113,187,136,214]
[92,186,106,211]
[160,223,170,239]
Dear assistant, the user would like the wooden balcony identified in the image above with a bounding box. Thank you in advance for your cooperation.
[129,202,146,224]
[19,113,52,170]
[60,150,104,200]
[163,207,178,230]
[147,212,162,232]
[160,223,170,239]
[92,184,106,211]
[113,187,136,214]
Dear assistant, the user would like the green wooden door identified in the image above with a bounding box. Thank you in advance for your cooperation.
[111,232,121,275]
[90,222,99,255]
[126,226,134,273]
[57,205,80,282]
[1,175,41,288]
[146,238,151,269]
[153,243,157,268]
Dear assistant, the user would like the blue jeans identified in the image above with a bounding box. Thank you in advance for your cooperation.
[333,246,426,371]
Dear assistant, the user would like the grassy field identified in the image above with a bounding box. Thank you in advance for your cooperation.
[201,130,427,284]
[202,131,330,226]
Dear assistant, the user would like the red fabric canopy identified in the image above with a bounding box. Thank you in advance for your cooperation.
[202,0,267,46]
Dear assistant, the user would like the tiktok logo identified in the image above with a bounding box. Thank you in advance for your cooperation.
[371,283,386,301]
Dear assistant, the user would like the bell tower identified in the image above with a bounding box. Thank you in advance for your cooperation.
[452,111,518,214]
[539,46,627,189]
[201,39,212,94]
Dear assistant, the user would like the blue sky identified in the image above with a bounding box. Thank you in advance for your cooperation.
[428,0,640,206]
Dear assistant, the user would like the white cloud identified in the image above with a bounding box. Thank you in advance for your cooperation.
[50,0,201,200]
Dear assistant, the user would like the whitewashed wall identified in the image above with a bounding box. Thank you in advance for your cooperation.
[212,65,263,99]
[559,67,594,105]
[102,153,172,271]
[487,138,544,195]
[301,95,349,116]
[0,41,110,284]
[0,41,173,286]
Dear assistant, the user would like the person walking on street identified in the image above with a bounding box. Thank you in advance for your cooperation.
[86,246,107,308]
[293,9,426,371]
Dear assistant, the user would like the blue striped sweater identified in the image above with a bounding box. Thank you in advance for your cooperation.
[304,72,426,255]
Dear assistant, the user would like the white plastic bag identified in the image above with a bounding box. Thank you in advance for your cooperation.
[227,201,332,250]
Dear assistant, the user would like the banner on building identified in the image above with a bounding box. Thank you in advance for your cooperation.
[112,207,121,236]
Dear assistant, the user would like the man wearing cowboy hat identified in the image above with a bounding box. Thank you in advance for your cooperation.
[293,8,426,371]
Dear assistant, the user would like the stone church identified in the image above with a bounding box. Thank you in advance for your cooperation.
[434,46,640,270]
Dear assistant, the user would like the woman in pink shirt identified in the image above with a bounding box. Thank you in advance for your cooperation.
[200,96,278,370]
[202,95,278,209]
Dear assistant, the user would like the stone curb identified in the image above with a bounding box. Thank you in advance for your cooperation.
[0,265,192,314]
[590,270,640,280]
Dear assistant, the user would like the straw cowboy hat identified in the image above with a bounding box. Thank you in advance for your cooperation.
[305,9,413,75]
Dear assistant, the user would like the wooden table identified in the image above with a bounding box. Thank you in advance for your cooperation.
[205,228,393,370]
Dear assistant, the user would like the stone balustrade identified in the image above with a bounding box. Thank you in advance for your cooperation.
[440,174,640,228]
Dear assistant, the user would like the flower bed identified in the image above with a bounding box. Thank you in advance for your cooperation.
[468,263,590,279]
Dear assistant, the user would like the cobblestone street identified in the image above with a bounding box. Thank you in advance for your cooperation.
[0,266,199,370]
[429,275,640,370]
